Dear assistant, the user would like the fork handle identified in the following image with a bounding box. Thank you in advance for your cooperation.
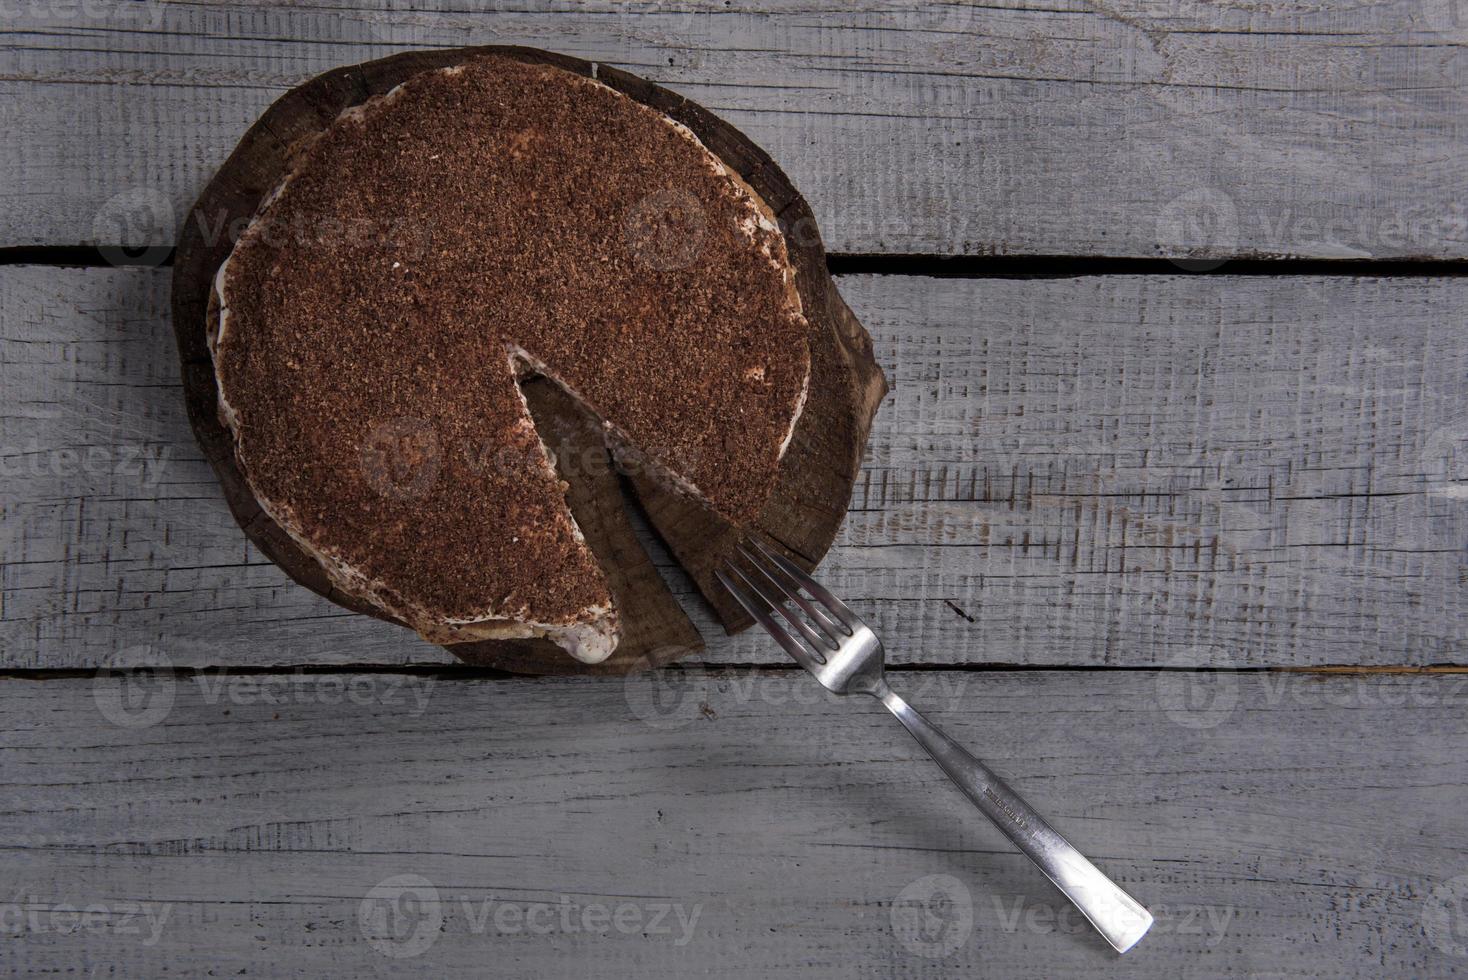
[875,686,1153,954]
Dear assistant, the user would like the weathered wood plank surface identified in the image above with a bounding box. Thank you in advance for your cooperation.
[2,669,1465,977]
[5,0,1468,258]
[4,266,1466,670]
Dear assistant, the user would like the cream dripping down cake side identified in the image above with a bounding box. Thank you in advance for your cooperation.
[208,56,812,663]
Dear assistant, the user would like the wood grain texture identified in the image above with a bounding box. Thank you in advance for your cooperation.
[5,266,1467,670]
[2,668,1466,976]
[5,0,1468,259]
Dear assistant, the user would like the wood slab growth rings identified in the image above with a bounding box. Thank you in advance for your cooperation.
[171,46,887,675]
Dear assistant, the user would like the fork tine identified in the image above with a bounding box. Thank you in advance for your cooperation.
[735,543,844,647]
[749,538,860,633]
[714,567,822,672]
[729,549,837,654]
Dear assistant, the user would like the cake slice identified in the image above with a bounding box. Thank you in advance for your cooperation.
[209,55,811,662]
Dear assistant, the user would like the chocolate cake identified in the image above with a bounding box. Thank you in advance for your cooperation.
[210,56,811,662]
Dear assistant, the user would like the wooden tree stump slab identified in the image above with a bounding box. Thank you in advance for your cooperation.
[171,46,887,675]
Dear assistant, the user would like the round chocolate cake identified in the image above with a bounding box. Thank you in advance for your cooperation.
[209,56,811,662]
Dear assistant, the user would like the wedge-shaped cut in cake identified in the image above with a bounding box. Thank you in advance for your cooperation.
[209,56,811,663]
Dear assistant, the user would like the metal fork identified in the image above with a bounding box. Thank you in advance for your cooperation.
[715,539,1153,955]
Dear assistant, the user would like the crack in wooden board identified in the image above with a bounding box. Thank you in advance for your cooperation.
[5,0,1468,259]
[0,669,1464,975]
[4,268,1468,670]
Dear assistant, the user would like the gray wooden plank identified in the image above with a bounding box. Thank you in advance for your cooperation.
[3,266,1467,670]
[4,0,1468,258]
[1,668,1465,976]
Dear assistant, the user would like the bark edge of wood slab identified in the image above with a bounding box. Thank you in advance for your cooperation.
[171,45,888,675]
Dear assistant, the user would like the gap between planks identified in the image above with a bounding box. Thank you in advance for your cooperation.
[2,664,1466,683]
[4,245,1468,280]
